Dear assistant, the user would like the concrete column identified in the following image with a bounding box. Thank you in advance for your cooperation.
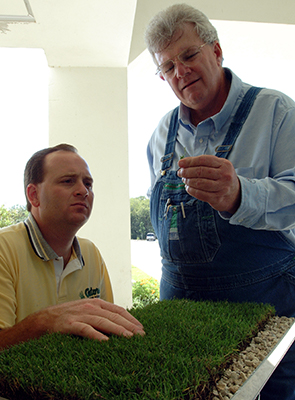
[48,66,132,308]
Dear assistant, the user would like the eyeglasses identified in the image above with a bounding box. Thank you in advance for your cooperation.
[156,43,207,78]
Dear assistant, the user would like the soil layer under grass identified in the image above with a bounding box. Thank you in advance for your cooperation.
[0,299,276,400]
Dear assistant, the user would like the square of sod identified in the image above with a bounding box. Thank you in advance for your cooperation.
[0,299,275,400]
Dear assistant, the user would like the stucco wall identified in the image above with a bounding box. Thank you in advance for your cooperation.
[48,66,132,308]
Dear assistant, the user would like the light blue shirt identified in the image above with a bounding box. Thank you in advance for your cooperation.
[147,69,295,244]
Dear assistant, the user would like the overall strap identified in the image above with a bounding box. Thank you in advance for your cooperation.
[215,86,262,159]
[160,86,262,174]
[160,106,179,174]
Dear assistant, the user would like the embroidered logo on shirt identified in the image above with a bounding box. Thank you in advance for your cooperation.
[79,287,100,299]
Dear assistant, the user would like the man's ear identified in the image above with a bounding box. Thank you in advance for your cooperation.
[26,184,40,208]
[213,41,223,66]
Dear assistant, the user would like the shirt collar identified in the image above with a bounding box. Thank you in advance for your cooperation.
[179,68,243,132]
[24,213,84,266]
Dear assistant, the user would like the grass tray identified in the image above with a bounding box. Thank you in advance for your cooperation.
[0,299,275,400]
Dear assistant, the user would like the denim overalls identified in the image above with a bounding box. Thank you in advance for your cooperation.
[150,87,295,400]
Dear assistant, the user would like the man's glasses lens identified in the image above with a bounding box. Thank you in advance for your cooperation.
[162,61,174,75]
[157,44,206,77]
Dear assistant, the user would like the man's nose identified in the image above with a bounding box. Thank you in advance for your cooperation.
[174,60,190,78]
[75,182,89,197]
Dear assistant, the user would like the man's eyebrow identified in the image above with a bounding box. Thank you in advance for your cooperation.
[58,173,77,179]
[58,173,93,181]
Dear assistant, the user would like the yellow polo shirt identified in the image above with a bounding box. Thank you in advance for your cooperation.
[0,214,113,329]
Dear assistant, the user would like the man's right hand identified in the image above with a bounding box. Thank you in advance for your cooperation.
[0,298,145,350]
[41,298,145,341]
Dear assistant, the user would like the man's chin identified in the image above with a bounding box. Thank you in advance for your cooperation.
[70,213,90,229]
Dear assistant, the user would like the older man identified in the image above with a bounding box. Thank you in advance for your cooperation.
[0,144,144,349]
[145,4,295,400]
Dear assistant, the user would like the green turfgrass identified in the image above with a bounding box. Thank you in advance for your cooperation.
[0,299,275,400]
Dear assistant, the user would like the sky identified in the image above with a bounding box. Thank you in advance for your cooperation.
[1,20,295,207]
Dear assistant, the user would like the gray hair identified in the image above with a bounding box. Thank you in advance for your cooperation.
[145,3,219,64]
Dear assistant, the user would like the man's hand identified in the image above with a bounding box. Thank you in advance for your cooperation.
[41,298,145,341]
[177,155,241,214]
[0,298,145,350]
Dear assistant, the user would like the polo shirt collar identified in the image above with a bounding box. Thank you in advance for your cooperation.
[24,213,84,266]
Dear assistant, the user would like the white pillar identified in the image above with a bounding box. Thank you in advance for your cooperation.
[48,66,132,308]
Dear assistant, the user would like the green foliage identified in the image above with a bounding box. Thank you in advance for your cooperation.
[0,300,275,400]
[0,204,28,228]
[132,277,160,309]
[130,196,154,240]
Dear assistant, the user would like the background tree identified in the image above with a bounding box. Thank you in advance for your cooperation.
[130,197,154,240]
[0,205,28,228]
[1,199,155,240]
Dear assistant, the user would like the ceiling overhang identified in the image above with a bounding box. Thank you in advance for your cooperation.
[0,0,294,67]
